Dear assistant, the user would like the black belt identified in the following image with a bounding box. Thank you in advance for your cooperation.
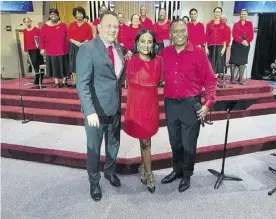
[165,94,201,102]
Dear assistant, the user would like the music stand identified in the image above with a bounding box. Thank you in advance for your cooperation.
[208,98,258,189]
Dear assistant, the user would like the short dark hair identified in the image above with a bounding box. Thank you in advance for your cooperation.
[99,10,118,22]
[84,15,89,20]
[73,6,86,18]
[49,8,59,16]
[23,17,31,23]
[213,7,222,13]
[133,29,158,59]
[130,13,139,23]
[170,18,186,30]
[189,8,198,15]
[182,16,190,22]
[241,9,248,13]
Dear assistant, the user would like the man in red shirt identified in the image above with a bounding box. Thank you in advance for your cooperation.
[139,5,153,30]
[159,19,217,192]
[187,8,205,48]
[117,13,128,47]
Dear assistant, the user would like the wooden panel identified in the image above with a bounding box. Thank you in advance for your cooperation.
[114,1,155,24]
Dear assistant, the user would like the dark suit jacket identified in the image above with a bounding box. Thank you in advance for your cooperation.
[76,36,125,117]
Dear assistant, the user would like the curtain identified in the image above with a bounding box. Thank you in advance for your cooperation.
[251,13,276,79]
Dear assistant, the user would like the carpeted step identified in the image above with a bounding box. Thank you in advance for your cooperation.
[1,136,276,174]
[1,92,274,113]
[1,82,272,100]
[1,102,276,127]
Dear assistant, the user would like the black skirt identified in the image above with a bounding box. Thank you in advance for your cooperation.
[46,54,69,78]
[208,45,226,73]
[229,40,250,65]
[69,42,84,73]
[28,49,44,73]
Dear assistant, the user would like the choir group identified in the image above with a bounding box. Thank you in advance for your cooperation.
[23,4,254,88]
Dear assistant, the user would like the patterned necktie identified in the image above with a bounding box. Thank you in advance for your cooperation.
[107,45,115,68]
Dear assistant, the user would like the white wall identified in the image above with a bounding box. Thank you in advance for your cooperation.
[221,1,259,78]
[1,1,43,78]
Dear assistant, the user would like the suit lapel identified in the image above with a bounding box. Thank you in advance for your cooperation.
[95,36,116,76]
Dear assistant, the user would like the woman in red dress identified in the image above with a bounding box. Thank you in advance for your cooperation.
[124,29,163,193]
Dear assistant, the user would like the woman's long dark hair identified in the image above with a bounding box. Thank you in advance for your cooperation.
[133,29,158,59]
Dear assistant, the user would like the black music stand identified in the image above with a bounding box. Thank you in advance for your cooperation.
[208,98,258,189]
[268,153,276,196]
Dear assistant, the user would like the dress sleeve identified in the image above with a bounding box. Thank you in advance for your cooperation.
[39,24,46,50]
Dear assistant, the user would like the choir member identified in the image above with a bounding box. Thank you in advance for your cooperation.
[221,15,231,48]
[182,16,190,24]
[92,5,108,37]
[22,17,44,82]
[124,14,143,54]
[139,5,154,30]
[117,13,128,46]
[205,7,227,76]
[68,6,92,88]
[40,8,69,88]
[124,29,163,193]
[229,9,254,85]
[153,8,171,52]
[187,8,205,48]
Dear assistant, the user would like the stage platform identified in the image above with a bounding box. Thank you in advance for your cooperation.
[1,78,276,174]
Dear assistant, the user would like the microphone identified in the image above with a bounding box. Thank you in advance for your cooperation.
[194,103,205,127]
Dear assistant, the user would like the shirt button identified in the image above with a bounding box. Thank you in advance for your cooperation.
[175,71,177,74]
[175,80,177,83]
[176,62,178,65]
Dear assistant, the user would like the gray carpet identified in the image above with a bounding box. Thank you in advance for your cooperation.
[1,150,276,219]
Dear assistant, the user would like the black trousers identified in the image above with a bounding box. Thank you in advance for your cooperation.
[85,113,121,185]
[164,95,201,177]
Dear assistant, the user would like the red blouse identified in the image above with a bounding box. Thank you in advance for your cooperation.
[117,24,128,45]
[159,42,217,109]
[225,25,231,46]
[40,22,68,56]
[205,20,228,46]
[139,17,154,30]
[187,22,205,47]
[153,20,171,43]
[232,20,254,44]
[124,25,143,51]
[23,27,40,52]
[68,21,92,41]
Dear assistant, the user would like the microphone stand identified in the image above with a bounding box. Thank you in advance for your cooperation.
[20,94,31,124]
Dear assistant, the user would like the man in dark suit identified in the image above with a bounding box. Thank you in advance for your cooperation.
[76,10,125,202]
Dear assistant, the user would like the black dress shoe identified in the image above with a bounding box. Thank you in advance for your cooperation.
[161,171,182,184]
[104,173,121,187]
[90,183,102,201]
[178,177,190,193]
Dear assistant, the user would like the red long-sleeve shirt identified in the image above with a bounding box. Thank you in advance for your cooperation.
[40,22,68,56]
[153,20,171,43]
[139,16,154,30]
[68,21,92,42]
[159,42,217,109]
[206,20,228,46]
[225,25,231,46]
[124,25,143,51]
[117,24,128,45]
[23,27,40,52]
[187,22,205,47]
[232,20,254,44]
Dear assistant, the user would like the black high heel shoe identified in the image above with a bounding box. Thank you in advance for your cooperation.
[146,173,156,194]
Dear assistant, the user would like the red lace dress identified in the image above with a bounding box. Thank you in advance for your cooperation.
[124,54,164,139]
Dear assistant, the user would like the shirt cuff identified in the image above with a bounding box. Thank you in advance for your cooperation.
[204,100,214,110]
